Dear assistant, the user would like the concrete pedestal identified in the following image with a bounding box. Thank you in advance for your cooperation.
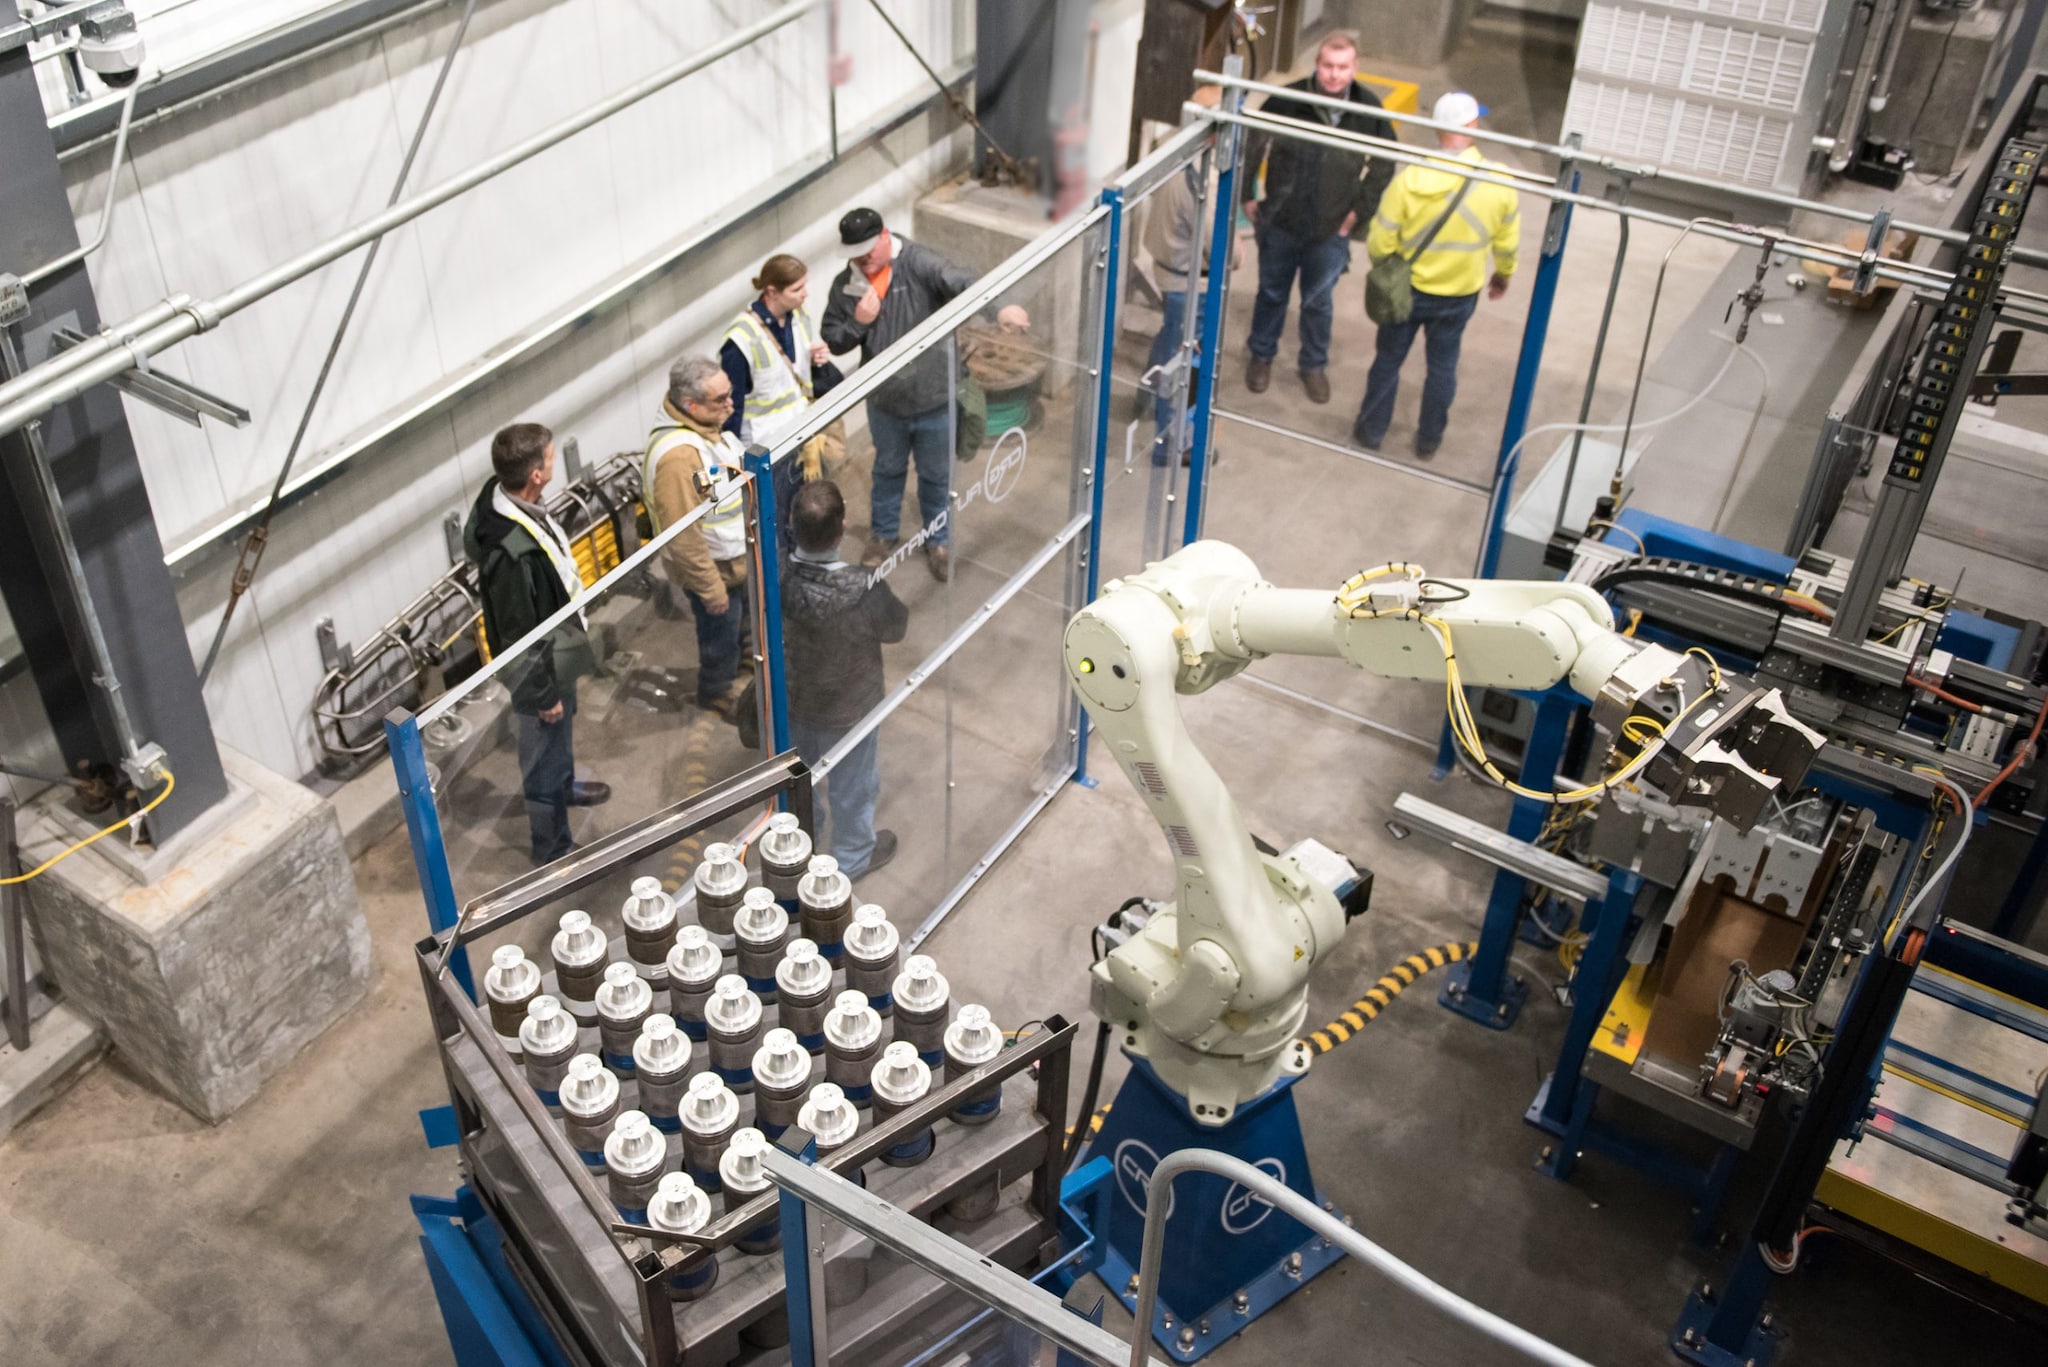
[913,177,1082,402]
[18,746,371,1123]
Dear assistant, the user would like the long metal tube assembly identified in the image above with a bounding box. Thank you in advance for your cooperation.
[1129,1150,1600,1367]
[0,0,814,440]
[0,0,101,55]
[1195,67,2048,272]
[20,80,140,288]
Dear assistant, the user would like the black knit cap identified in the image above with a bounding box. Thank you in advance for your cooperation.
[838,207,884,255]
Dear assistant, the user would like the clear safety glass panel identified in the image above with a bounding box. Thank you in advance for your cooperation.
[936,548,1080,911]
[1100,134,1217,585]
[767,215,1103,934]
[417,491,774,905]
[804,688,948,929]
[1201,422,1488,753]
[930,229,1096,630]
[1199,144,1526,501]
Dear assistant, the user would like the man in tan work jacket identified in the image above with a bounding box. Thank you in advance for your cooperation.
[645,355,752,717]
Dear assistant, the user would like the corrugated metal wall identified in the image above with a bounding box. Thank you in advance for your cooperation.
[38,0,972,780]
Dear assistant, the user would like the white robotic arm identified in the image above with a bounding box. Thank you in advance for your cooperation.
[1064,542,1820,1125]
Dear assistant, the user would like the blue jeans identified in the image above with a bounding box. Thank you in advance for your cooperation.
[790,718,880,874]
[1247,222,1350,371]
[1353,289,1481,450]
[687,581,747,703]
[1147,289,1199,465]
[517,690,577,863]
[868,404,952,546]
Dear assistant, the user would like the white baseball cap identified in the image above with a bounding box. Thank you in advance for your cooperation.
[1432,91,1486,128]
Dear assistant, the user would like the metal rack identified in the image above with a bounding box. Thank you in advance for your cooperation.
[411,752,1077,1365]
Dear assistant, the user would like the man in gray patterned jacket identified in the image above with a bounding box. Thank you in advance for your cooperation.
[782,479,908,878]
[821,206,1026,583]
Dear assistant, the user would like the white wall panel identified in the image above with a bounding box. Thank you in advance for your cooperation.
[117,34,447,544]
[592,2,833,272]
[834,0,967,133]
[65,151,232,539]
[384,0,626,366]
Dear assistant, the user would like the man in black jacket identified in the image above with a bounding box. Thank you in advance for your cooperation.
[782,479,908,878]
[464,422,608,864]
[1241,32,1396,404]
[821,206,1028,584]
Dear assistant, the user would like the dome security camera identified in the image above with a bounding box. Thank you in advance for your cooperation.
[78,4,145,88]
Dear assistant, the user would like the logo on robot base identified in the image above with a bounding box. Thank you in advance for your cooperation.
[1219,1157,1287,1234]
[1114,1139,1175,1222]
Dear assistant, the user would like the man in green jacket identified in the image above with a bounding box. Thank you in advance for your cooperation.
[464,422,608,863]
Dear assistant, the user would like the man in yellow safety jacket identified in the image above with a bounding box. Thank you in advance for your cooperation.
[1351,91,1520,459]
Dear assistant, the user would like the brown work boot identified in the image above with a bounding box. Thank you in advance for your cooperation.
[861,536,899,568]
[1301,369,1330,404]
[925,543,952,583]
[1245,356,1271,393]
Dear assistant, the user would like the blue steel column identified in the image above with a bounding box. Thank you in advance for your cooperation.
[775,1130,825,1366]
[1180,62,1244,549]
[743,448,791,757]
[1073,186,1124,787]
[1475,142,1581,580]
[1533,864,1641,1132]
[1440,690,1579,1028]
[384,708,473,996]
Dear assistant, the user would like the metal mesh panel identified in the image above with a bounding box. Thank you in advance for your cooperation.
[1561,79,1679,164]
[1686,25,1813,110]
[1668,0,1825,32]
[1577,4,1813,112]
[1668,98,1794,187]
[1576,4,1691,88]
[1564,79,1791,188]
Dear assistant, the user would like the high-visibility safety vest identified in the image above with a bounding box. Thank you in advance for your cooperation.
[721,306,818,450]
[490,482,587,626]
[643,424,749,563]
[1367,145,1521,300]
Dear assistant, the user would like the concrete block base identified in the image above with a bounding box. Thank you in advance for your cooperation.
[19,746,372,1124]
[914,177,1083,403]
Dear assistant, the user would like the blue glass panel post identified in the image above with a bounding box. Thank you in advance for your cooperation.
[743,448,791,758]
[1181,61,1244,549]
[1532,865,1642,1133]
[1074,185,1124,788]
[1476,141,1579,580]
[775,1130,826,1365]
[385,708,472,996]
[1440,689,1581,1028]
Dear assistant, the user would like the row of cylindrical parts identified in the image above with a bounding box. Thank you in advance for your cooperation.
[494,937,987,1100]
[525,1016,1005,1303]
[518,999,1006,1162]
[483,820,901,1038]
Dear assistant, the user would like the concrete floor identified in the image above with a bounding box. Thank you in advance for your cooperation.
[3,12,2043,1367]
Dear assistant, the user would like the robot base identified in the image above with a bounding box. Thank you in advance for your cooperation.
[1085,1056,1345,1362]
